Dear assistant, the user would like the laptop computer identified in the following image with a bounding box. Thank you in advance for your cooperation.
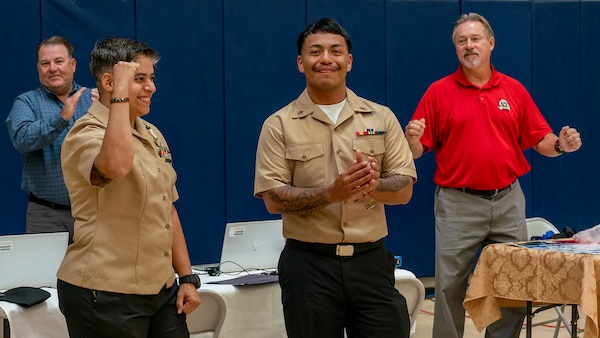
[218,219,285,273]
[0,232,68,290]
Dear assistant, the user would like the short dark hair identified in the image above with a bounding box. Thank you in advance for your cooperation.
[37,36,74,59]
[296,17,352,55]
[89,36,160,82]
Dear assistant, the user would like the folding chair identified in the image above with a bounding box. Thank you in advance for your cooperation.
[188,289,227,338]
[394,269,426,336]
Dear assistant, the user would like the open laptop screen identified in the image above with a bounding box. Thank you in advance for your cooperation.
[0,232,68,290]
[219,219,284,273]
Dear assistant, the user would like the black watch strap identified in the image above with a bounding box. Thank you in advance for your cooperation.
[178,273,201,289]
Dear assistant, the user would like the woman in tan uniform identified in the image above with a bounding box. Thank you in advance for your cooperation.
[57,36,200,338]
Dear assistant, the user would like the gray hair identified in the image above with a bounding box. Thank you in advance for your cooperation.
[452,13,495,42]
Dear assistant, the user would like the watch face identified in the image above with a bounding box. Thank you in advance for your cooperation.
[180,274,201,288]
[191,274,201,288]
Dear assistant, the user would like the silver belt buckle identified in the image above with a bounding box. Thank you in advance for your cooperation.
[336,244,354,257]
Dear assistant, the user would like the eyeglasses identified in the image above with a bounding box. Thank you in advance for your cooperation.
[353,191,376,210]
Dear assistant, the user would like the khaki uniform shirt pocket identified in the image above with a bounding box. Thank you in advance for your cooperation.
[353,137,385,163]
[286,143,325,187]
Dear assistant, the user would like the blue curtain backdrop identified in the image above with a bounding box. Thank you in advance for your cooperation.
[1,0,598,277]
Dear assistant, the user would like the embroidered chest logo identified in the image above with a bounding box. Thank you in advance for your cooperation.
[498,99,511,111]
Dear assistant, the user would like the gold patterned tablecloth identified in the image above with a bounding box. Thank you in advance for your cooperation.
[463,242,600,338]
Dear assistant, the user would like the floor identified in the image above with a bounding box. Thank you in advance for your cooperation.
[413,278,585,338]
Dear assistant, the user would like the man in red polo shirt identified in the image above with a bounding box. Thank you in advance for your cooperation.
[405,12,582,338]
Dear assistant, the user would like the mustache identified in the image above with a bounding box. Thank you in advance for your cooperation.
[464,51,479,57]
[313,65,341,72]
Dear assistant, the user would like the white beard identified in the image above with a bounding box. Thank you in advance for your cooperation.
[463,56,481,69]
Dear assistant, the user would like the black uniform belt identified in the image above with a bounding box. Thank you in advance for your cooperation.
[453,180,516,199]
[286,238,384,257]
[29,193,71,210]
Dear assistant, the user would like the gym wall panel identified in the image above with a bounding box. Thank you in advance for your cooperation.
[222,0,306,225]
[462,1,533,88]
[578,1,600,228]
[531,0,589,230]
[0,0,41,235]
[41,0,137,87]
[385,0,459,277]
[136,1,226,264]
[307,0,387,104]
[1,0,598,275]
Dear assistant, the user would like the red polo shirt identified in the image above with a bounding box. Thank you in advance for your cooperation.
[412,66,552,190]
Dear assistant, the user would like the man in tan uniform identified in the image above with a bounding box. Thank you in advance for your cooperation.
[254,17,417,338]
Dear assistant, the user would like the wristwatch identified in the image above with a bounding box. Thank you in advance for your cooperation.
[178,273,201,289]
[554,139,565,154]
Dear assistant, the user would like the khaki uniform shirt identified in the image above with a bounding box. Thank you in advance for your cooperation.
[57,101,178,294]
[254,89,416,244]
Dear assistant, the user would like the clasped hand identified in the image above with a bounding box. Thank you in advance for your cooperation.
[329,150,379,203]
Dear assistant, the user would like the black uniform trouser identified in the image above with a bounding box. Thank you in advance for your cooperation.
[279,242,410,338]
[58,279,189,338]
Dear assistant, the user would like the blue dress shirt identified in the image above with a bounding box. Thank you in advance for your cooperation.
[6,82,93,205]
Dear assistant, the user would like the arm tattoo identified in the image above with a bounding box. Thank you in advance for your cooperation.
[376,175,410,192]
[267,185,329,216]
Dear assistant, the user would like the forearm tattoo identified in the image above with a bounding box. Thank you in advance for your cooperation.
[376,174,410,192]
[267,185,329,216]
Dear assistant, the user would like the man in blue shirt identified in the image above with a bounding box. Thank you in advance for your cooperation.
[6,36,94,242]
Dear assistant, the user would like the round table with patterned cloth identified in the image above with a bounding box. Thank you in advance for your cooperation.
[463,241,600,338]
